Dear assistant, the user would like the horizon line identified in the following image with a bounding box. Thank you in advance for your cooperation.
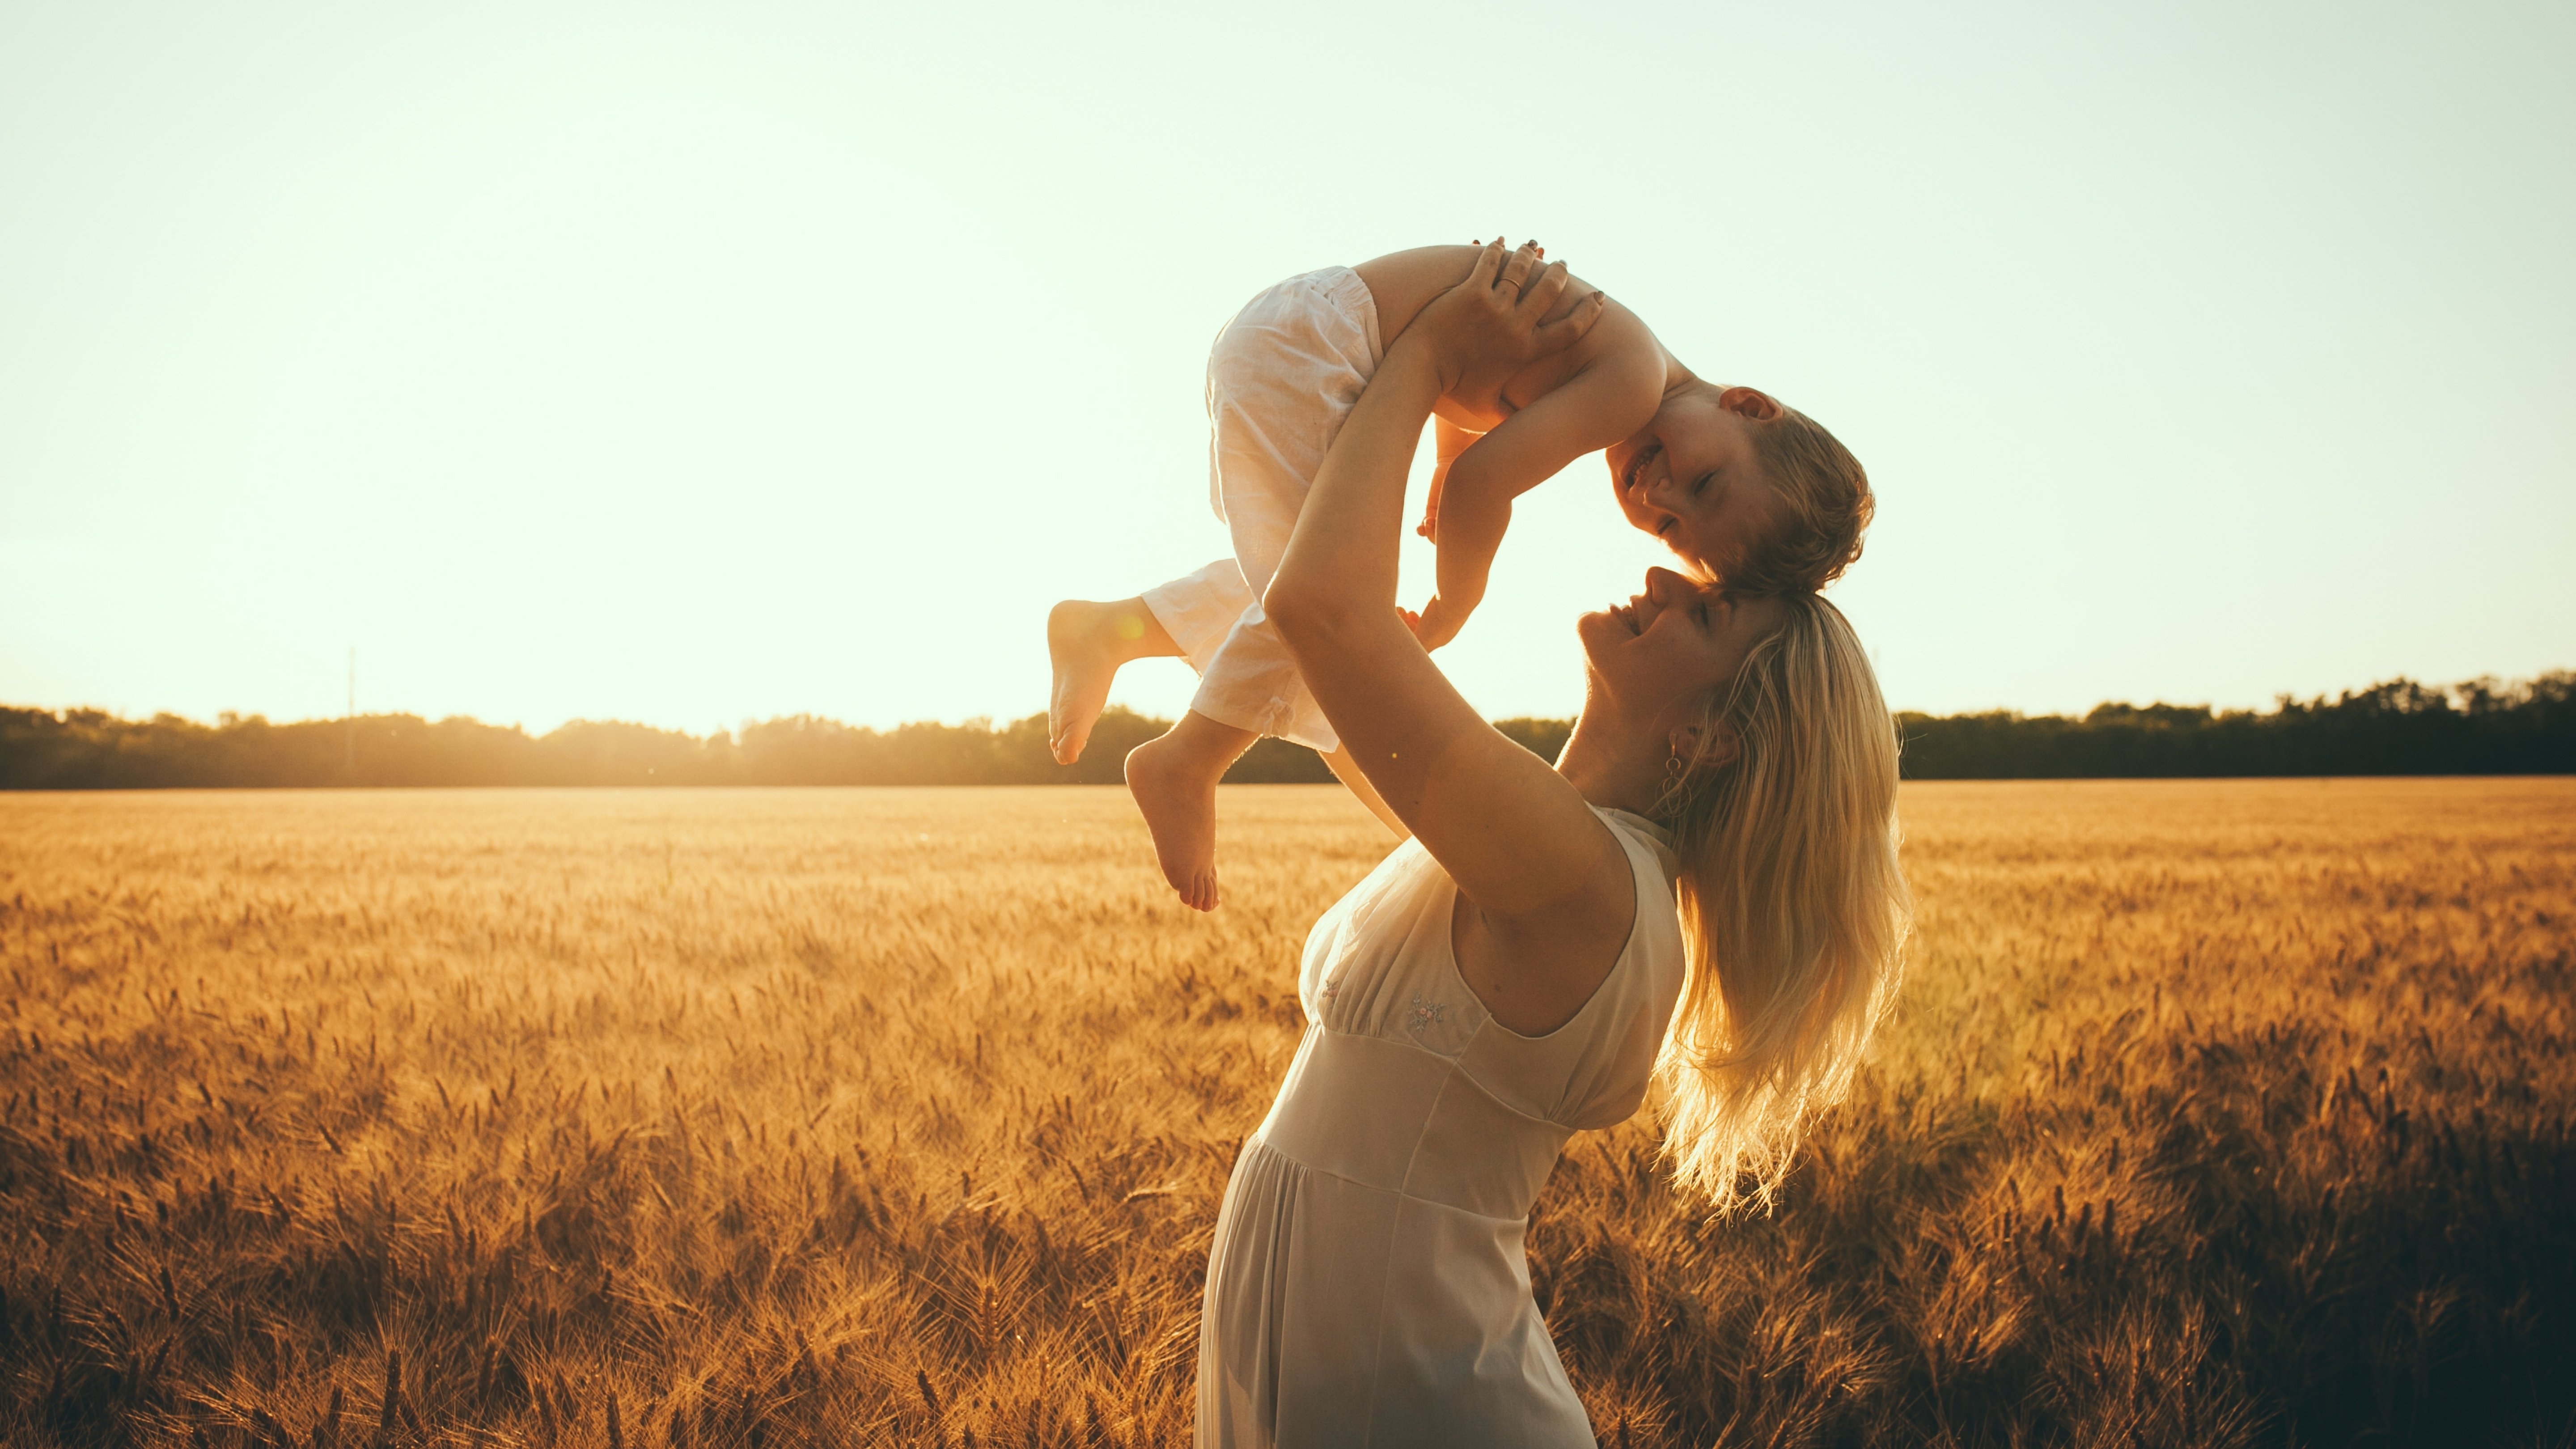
[11,664,2569,741]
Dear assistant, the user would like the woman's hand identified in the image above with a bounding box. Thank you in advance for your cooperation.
[1405,239,1608,404]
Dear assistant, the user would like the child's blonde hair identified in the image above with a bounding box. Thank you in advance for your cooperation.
[1653,590,1909,1213]
[1728,407,1873,597]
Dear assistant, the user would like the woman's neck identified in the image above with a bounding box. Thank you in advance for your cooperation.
[1554,707,1670,819]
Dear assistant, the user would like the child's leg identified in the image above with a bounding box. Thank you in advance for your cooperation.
[1191,267,1377,762]
[1047,597,1180,764]
[1124,708,1258,912]
[1117,268,1381,908]
[1050,562,1256,765]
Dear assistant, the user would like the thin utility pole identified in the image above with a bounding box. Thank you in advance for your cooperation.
[346,647,356,784]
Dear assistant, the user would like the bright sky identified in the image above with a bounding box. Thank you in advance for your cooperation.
[4,2,2569,735]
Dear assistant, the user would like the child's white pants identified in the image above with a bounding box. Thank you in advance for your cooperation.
[1142,267,1384,754]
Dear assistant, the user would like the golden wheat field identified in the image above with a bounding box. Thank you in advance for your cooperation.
[3,780,2572,1448]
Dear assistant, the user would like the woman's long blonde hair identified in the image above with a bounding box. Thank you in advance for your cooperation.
[1654,590,1909,1214]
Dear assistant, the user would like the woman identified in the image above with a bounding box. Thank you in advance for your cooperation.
[1197,243,1910,1446]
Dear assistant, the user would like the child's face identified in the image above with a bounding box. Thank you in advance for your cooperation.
[1606,383,1784,582]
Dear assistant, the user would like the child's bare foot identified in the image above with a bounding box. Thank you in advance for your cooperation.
[1125,730,1223,912]
[1121,710,1256,911]
[1048,601,1125,764]
[1049,597,1185,764]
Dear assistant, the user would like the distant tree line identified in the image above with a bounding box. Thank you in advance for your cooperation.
[0,705,1360,790]
[1,673,2565,789]
[1897,673,2573,778]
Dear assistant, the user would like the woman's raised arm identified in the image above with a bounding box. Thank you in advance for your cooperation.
[1264,243,1624,935]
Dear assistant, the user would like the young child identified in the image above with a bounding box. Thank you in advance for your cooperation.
[1049,240,1873,911]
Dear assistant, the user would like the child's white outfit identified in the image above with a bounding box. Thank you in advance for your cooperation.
[1142,267,1385,755]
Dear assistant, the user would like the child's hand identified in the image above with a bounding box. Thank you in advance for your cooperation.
[1416,479,1442,541]
[1403,594,1472,651]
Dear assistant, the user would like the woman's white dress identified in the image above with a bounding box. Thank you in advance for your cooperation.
[1197,807,1687,1448]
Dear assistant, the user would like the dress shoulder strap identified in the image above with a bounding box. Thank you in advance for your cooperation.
[1593,806,1679,894]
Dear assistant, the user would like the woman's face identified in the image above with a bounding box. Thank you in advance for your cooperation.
[1578,568,1785,728]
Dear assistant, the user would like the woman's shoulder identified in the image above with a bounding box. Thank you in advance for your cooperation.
[1445,805,1687,1123]
[1593,806,1680,894]
[1581,805,1688,1013]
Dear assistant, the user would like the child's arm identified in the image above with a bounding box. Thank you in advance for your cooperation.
[1415,415,1485,541]
[1411,357,1664,648]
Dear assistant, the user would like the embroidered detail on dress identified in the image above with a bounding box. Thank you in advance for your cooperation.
[1321,974,1344,1004]
[1407,995,1448,1033]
